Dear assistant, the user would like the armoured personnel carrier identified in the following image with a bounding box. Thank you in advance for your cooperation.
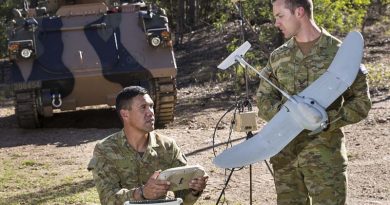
[5,0,177,128]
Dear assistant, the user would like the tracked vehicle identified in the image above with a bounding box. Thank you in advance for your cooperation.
[5,0,177,128]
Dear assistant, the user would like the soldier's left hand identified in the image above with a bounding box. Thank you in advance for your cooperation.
[189,175,208,195]
[143,171,170,199]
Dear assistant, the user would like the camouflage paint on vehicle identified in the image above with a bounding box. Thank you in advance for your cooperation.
[6,0,177,128]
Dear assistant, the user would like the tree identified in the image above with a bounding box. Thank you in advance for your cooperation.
[0,0,380,57]
[0,0,25,57]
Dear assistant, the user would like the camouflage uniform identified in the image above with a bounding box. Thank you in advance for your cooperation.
[256,29,372,205]
[88,130,200,205]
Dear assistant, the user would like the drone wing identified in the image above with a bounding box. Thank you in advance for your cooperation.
[299,31,364,107]
[213,106,303,168]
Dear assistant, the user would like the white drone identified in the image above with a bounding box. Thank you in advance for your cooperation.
[214,31,364,168]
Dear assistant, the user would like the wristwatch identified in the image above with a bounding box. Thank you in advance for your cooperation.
[191,189,202,197]
[139,185,146,200]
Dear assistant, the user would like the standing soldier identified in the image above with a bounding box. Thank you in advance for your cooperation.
[256,0,371,204]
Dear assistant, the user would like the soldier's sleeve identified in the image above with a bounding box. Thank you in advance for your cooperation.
[256,61,284,122]
[326,65,372,132]
[89,144,137,205]
[169,141,202,205]
[170,140,187,167]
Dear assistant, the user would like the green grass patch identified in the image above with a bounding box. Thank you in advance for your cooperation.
[9,153,28,159]
[0,180,99,205]
[21,159,44,167]
[0,158,99,205]
[367,63,390,91]
[0,160,15,189]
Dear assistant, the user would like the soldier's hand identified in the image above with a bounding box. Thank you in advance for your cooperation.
[189,175,208,195]
[143,171,170,199]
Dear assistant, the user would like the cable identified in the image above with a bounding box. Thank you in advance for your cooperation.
[214,1,276,204]
[213,99,252,205]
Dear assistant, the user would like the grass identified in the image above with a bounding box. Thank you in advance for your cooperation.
[367,62,390,91]
[0,155,99,205]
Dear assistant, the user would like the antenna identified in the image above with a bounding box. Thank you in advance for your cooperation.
[217,41,296,103]
[234,54,295,103]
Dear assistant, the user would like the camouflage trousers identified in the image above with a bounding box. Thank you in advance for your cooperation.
[271,133,348,205]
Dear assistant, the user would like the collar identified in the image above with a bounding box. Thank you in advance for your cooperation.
[285,27,332,49]
[119,129,160,149]
[148,131,159,148]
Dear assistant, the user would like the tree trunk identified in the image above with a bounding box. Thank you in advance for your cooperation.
[188,0,197,26]
[175,0,185,45]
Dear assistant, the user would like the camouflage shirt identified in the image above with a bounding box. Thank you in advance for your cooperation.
[88,130,199,205]
[256,28,372,169]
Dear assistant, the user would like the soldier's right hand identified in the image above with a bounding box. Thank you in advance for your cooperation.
[143,171,170,199]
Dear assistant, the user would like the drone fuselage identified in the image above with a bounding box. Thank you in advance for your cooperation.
[285,95,328,131]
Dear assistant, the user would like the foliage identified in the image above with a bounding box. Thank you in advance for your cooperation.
[367,63,390,91]
[0,1,14,57]
[0,0,379,57]
[207,0,374,89]
[0,0,387,92]
[208,0,371,34]
[315,0,371,33]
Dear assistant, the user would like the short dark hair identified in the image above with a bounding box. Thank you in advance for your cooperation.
[115,86,149,115]
[273,0,313,19]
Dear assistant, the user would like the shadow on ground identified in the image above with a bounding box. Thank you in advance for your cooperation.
[0,127,115,148]
[0,107,122,148]
[0,106,122,129]
[42,108,122,129]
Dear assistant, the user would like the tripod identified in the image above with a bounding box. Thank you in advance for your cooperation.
[215,99,273,205]
[214,1,273,204]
